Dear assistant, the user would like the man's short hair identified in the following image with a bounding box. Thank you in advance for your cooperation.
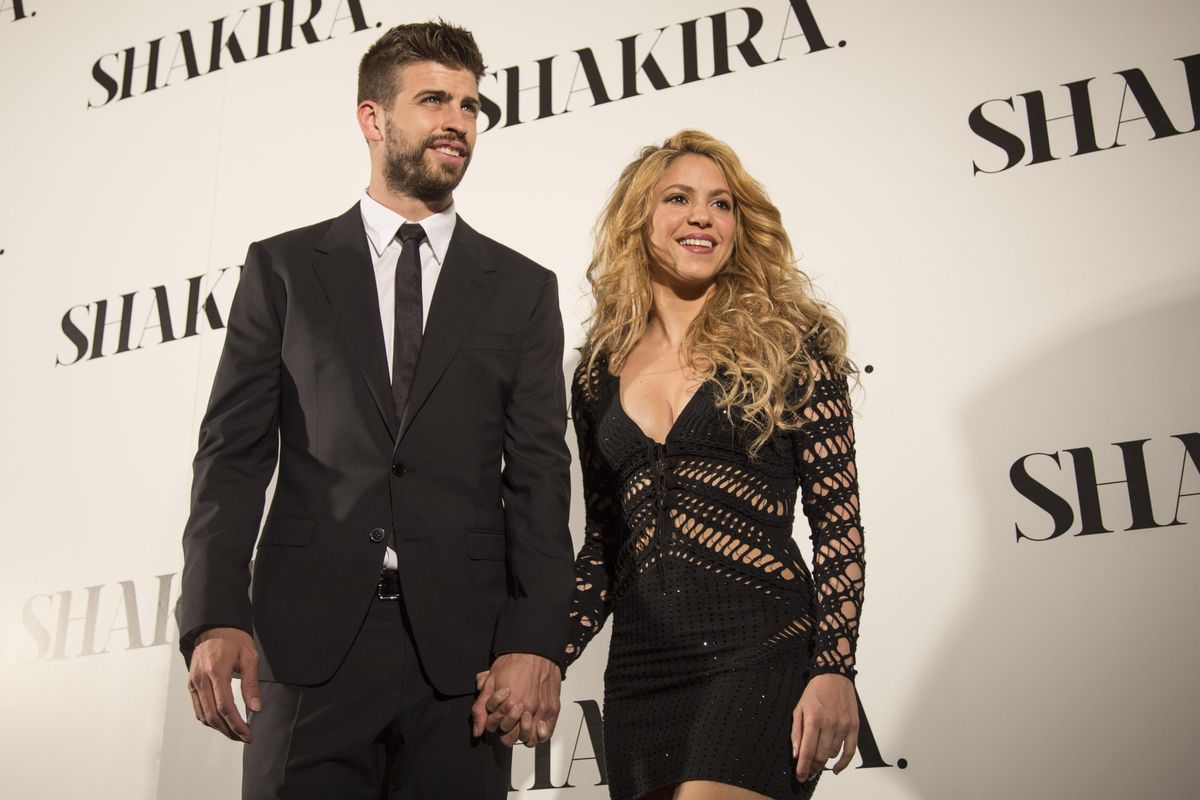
[358,20,486,105]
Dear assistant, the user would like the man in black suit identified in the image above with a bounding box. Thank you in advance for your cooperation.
[176,21,574,799]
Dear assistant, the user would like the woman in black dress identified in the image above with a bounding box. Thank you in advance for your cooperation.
[564,130,866,800]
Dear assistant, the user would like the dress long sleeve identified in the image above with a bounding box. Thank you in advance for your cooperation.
[556,344,866,799]
[564,362,625,668]
[793,353,866,680]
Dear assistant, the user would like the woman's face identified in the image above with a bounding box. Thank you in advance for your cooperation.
[646,154,736,292]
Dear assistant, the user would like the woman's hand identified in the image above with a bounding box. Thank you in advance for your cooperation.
[791,673,859,782]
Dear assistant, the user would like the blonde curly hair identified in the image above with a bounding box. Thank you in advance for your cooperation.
[581,129,852,456]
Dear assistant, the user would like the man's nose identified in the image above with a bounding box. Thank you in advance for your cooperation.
[441,106,472,137]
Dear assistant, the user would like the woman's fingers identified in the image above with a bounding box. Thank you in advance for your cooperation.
[831,728,859,775]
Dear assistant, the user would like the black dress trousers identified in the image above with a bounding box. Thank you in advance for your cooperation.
[241,594,511,799]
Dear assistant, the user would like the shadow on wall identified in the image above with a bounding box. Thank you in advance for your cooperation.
[151,292,1200,798]
[157,645,243,798]
[896,285,1200,800]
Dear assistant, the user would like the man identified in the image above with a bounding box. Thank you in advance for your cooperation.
[176,21,574,799]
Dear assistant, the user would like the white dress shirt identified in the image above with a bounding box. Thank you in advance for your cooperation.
[359,190,457,570]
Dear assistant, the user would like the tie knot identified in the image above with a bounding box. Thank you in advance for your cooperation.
[398,223,426,244]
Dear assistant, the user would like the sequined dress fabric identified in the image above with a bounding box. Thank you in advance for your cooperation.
[564,352,865,800]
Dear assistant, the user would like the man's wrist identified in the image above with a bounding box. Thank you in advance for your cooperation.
[194,625,250,645]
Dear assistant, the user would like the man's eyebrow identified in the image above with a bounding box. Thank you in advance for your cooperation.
[414,88,480,108]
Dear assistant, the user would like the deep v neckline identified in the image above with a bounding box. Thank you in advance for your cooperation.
[614,372,708,447]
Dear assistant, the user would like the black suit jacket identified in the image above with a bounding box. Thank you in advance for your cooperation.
[177,204,574,694]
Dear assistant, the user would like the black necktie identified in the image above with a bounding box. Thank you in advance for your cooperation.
[392,223,425,427]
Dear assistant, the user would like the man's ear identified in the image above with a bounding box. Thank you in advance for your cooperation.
[357,100,384,144]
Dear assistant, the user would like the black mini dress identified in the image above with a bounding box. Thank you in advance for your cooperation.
[564,351,865,800]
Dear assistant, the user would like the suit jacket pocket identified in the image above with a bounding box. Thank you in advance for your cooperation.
[259,517,315,547]
[462,332,519,351]
[467,529,506,561]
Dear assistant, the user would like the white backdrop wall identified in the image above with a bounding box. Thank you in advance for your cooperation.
[2,1,1198,798]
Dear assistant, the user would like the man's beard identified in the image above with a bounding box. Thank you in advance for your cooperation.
[383,123,470,203]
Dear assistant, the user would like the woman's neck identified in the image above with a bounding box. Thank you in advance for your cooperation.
[647,280,711,350]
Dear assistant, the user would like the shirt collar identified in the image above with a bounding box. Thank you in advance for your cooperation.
[360,189,457,265]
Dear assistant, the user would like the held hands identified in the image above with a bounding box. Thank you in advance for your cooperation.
[187,627,261,742]
[470,653,562,748]
[791,673,859,783]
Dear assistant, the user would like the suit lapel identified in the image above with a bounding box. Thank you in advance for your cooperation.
[399,217,496,441]
[312,204,398,440]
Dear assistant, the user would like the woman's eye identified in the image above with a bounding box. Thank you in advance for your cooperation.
[666,194,688,204]
[714,199,732,210]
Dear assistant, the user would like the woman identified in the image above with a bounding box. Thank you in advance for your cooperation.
[565,130,866,800]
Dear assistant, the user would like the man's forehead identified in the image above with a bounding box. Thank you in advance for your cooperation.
[394,61,479,95]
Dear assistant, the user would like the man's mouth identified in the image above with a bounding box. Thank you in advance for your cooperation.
[430,140,468,160]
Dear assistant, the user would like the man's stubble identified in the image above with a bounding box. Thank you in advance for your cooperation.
[382,117,471,204]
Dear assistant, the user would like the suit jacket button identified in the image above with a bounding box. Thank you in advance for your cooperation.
[391,462,406,476]
[369,528,386,543]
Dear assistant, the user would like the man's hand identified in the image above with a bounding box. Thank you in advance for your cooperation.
[187,627,261,742]
[791,673,859,783]
[470,653,561,748]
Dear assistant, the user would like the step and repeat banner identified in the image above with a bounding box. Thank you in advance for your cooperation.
[2,1,1197,798]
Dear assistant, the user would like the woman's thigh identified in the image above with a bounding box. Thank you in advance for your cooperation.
[639,781,771,800]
